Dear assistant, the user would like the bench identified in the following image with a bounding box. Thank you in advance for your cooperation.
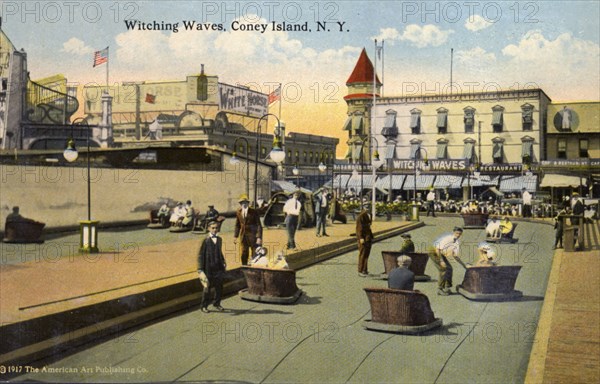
[486,223,518,243]
[363,287,442,334]
[456,265,523,301]
[239,266,302,304]
[381,251,431,281]
[461,213,489,229]
[2,219,45,243]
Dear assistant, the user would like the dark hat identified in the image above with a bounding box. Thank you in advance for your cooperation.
[453,226,464,232]
[401,233,411,239]
[208,205,214,208]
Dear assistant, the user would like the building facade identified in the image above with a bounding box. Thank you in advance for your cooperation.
[338,49,599,200]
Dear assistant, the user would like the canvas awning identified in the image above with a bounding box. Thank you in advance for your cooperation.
[462,142,474,160]
[272,180,311,194]
[375,175,406,190]
[434,175,463,189]
[329,174,351,189]
[539,174,587,188]
[436,111,447,128]
[347,173,378,190]
[436,142,448,159]
[404,174,436,189]
[384,143,396,160]
[461,175,500,187]
[499,175,538,192]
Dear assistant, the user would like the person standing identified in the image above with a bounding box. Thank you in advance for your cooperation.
[356,203,373,277]
[234,194,263,265]
[198,221,227,313]
[429,227,463,295]
[283,191,302,250]
[388,255,415,290]
[399,233,415,254]
[314,188,331,237]
[553,208,567,249]
[522,188,532,218]
[426,189,436,217]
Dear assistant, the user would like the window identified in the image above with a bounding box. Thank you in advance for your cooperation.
[580,139,589,158]
[261,146,266,156]
[464,107,475,133]
[382,110,398,139]
[410,142,423,160]
[287,149,292,159]
[303,151,307,163]
[492,140,504,164]
[521,103,534,131]
[410,109,421,134]
[436,140,448,159]
[437,108,448,134]
[295,150,300,161]
[463,139,475,162]
[557,139,567,159]
[239,144,245,153]
[521,140,533,164]
[492,106,504,133]
[343,112,364,134]
[384,143,396,160]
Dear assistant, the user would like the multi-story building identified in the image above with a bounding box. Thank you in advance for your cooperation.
[338,49,598,200]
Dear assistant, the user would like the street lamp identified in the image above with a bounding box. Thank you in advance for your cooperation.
[292,163,300,187]
[412,147,430,221]
[63,118,98,253]
[230,137,250,198]
[255,113,285,206]
[318,147,328,189]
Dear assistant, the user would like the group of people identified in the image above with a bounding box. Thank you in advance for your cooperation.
[156,201,221,230]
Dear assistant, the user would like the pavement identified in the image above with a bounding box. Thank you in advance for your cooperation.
[1,216,598,383]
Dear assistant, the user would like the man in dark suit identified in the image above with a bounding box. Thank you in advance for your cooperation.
[399,233,415,254]
[356,203,373,277]
[314,188,331,237]
[234,194,263,265]
[388,255,414,290]
[198,221,227,313]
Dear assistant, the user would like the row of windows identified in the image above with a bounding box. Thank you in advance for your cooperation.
[374,104,536,137]
[409,140,535,165]
[557,138,589,159]
[226,142,334,165]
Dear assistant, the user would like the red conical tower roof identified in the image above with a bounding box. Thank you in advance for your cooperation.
[346,48,382,85]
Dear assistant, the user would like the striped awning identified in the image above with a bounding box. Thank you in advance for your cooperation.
[434,175,464,189]
[404,174,436,189]
[436,142,448,159]
[493,143,503,160]
[492,110,503,125]
[521,141,533,157]
[462,142,474,160]
[462,175,500,187]
[272,180,312,194]
[499,175,538,192]
[410,143,420,159]
[329,174,351,189]
[385,143,396,160]
[375,175,406,190]
[410,114,420,129]
[437,112,447,128]
[347,173,378,190]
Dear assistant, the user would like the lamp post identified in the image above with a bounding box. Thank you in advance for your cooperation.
[63,118,98,253]
[292,163,300,187]
[370,136,384,219]
[230,137,250,198]
[412,147,429,221]
[255,113,285,206]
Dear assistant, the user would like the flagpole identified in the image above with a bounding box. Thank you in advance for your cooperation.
[278,82,282,123]
[450,48,453,97]
[106,46,109,92]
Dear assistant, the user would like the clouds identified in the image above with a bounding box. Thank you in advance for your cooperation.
[455,47,497,67]
[465,15,493,32]
[62,37,94,56]
[373,24,453,48]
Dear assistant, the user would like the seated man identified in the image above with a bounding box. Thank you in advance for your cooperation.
[250,246,269,267]
[399,233,415,254]
[472,242,497,267]
[499,217,514,237]
[388,255,414,290]
[485,218,501,238]
[157,203,170,224]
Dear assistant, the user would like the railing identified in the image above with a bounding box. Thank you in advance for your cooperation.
[26,79,78,124]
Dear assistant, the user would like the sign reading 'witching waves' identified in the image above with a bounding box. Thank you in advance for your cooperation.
[218,83,268,117]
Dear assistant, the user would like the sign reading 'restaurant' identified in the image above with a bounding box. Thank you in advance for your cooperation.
[218,83,268,118]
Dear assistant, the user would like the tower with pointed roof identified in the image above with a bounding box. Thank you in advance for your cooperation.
[342,48,382,163]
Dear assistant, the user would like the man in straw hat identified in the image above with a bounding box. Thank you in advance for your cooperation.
[234,194,263,265]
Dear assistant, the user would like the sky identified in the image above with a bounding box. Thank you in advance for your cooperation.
[2,1,599,156]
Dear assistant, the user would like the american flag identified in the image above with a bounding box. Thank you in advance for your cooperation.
[93,47,108,67]
[268,86,281,105]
